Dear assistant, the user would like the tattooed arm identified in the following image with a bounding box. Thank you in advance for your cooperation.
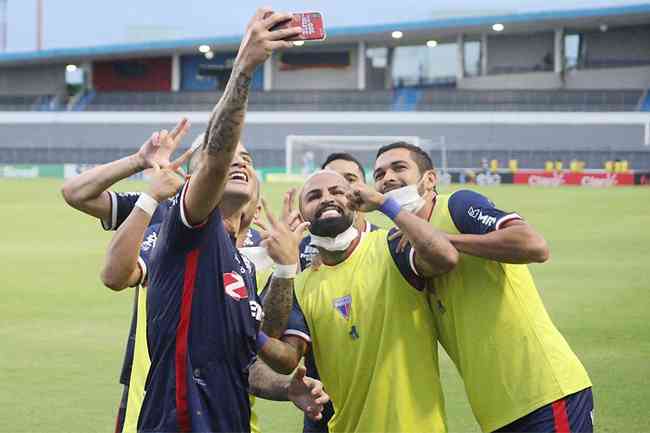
[183,10,301,225]
[262,277,295,338]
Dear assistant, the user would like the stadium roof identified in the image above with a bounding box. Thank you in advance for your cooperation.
[1,3,649,66]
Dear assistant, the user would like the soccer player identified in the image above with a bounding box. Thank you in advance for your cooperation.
[298,152,379,271]
[61,119,192,433]
[101,164,328,433]
[373,142,593,433]
[260,169,458,433]
[137,10,318,432]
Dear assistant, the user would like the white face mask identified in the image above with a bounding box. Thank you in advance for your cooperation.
[238,246,274,272]
[384,184,425,213]
[309,224,359,252]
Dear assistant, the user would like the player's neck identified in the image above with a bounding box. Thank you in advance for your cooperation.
[220,206,245,238]
[417,193,437,222]
[354,216,367,233]
[318,235,361,266]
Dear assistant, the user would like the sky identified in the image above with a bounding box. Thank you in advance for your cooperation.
[3,0,647,52]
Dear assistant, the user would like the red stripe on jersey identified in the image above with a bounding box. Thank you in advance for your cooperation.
[175,248,200,432]
[552,399,571,433]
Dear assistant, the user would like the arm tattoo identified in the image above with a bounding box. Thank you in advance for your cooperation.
[261,276,294,338]
[249,359,290,401]
[203,67,252,156]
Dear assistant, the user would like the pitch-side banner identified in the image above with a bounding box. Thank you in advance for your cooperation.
[513,171,636,187]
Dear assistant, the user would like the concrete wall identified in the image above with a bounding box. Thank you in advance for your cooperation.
[271,45,358,90]
[487,32,555,74]
[0,64,66,95]
[565,66,650,89]
[459,72,562,90]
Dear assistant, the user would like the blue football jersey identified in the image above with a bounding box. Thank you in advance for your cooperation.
[139,182,262,433]
[101,191,172,231]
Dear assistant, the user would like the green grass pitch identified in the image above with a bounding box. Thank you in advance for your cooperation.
[1,178,649,433]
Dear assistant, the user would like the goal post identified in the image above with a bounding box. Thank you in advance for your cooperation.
[285,135,445,178]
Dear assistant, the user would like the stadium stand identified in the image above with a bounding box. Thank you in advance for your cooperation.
[0,94,59,111]
[84,90,395,112]
[78,89,643,112]
[415,89,643,112]
[1,121,648,171]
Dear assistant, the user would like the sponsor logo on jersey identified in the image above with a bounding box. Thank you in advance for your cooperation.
[141,231,158,252]
[223,272,249,300]
[250,300,264,322]
[333,295,352,320]
[467,206,497,228]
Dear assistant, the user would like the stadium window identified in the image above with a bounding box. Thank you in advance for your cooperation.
[463,40,481,77]
[392,43,457,88]
[564,33,582,69]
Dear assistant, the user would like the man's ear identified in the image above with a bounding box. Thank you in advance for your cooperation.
[418,169,437,195]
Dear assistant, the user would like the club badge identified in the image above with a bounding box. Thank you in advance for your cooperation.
[333,295,352,320]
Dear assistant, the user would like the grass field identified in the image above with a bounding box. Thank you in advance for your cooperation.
[1,178,649,433]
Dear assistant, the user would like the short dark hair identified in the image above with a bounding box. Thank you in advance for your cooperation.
[376,141,433,174]
[321,152,366,183]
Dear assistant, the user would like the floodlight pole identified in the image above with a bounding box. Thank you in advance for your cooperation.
[36,0,43,50]
[0,0,7,52]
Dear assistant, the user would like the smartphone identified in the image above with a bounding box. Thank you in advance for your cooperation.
[268,12,326,41]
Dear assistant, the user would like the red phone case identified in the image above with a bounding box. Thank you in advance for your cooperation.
[268,12,326,41]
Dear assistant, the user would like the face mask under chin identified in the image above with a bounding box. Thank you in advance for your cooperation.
[310,214,354,238]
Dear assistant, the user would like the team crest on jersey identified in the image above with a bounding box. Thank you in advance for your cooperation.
[333,295,352,320]
[223,272,249,300]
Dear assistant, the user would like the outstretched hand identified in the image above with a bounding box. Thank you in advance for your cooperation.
[288,366,330,421]
[147,162,185,203]
[236,9,302,75]
[346,183,386,213]
[256,198,309,266]
[136,117,192,172]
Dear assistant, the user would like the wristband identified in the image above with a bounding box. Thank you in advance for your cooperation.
[256,331,269,351]
[273,263,298,279]
[378,197,401,220]
[135,193,159,217]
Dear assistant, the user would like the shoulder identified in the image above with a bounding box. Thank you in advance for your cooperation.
[447,189,521,234]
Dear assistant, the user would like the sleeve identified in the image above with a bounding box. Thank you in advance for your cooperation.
[242,228,263,247]
[387,228,426,292]
[100,191,140,231]
[136,223,161,287]
[161,180,215,251]
[283,296,311,344]
[448,189,522,235]
[298,236,315,271]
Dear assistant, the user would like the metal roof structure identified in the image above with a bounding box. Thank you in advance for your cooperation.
[0,3,649,66]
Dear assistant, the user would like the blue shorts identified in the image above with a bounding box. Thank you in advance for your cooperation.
[495,388,594,433]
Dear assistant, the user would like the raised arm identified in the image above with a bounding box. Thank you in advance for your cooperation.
[183,10,300,225]
[100,166,184,290]
[347,184,458,277]
[254,197,309,338]
[61,119,189,221]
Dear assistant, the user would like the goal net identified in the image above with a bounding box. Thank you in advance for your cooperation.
[285,135,446,180]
